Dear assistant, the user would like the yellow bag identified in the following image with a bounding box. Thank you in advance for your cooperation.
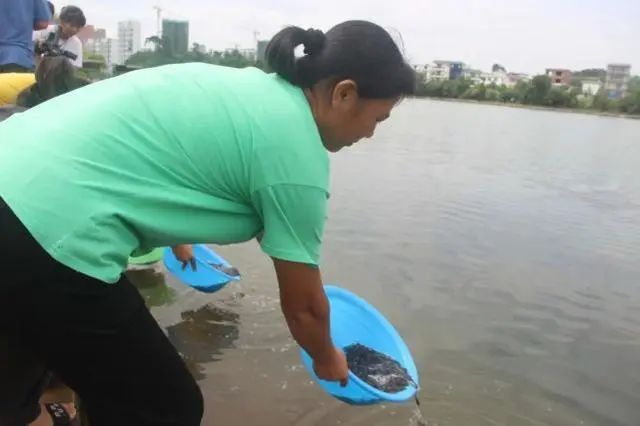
[0,73,36,105]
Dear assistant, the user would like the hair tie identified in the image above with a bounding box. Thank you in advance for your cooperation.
[303,28,325,56]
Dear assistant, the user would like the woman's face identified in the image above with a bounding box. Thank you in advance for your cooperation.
[58,21,81,40]
[309,80,398,152]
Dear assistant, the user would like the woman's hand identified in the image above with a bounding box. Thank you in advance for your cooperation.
[313,346,349,386]
[171,244,196,271]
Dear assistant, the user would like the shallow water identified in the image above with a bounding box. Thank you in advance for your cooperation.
[131,99,640,425]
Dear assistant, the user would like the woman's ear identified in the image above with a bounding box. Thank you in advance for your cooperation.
[331,79,359,112]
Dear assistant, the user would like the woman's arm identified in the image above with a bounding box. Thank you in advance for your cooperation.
[273,258,348,385]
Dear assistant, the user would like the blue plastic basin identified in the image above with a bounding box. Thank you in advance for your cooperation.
[163,244,240,293]
[300,285,419,405]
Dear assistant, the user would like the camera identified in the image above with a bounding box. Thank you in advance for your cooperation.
[34,32,78,61]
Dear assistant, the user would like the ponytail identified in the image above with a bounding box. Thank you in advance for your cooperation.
[265,27,325,86]
[265,20,415,99]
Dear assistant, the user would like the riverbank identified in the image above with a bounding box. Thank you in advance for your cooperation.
[416,96,640,120]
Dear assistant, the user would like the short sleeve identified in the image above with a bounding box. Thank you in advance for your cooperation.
[251,184,328,266]
[68,37,83,67]
[33,0,51,23]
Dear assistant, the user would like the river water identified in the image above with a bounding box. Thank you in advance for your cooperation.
[129,99,640,425]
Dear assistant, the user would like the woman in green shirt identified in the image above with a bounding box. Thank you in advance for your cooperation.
[0,20,415,426]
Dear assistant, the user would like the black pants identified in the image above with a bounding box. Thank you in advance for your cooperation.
[0,199,203,426]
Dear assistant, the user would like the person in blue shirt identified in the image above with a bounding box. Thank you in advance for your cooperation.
[0,0,52,73]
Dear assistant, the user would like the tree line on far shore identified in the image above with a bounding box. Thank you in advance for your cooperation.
[415,74,640,115]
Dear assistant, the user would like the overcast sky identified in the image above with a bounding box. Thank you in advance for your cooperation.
[56,0,638,74]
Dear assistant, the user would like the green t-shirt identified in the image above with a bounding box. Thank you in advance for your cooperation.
[0,63,329,283]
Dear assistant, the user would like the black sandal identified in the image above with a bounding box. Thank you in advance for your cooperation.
[44,403,74,426]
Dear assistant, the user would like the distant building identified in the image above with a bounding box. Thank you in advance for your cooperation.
[447,61,465,80]
[462,67,483,84]
[256,40,269,64]
[238,48,256,61]
[461,66,528,87]
[85,38,119,69]
[424,63,447,81]
[77,25,93,43]
[485,69,509,86]
[118,20,141,64]
[506,72,531,87]
[412,64,428,84]
[546,68,572,86]
[605,64,631,99]
[424,60,465,81]
[581,78,602,96]
[77,25,106,44]
[162,19,189,55]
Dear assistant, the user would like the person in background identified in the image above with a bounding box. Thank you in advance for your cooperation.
[17,55,90,108]
[0,0,51,73]
[34,5,85,68]
[0,20,415,426]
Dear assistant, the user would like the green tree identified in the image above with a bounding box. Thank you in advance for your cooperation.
[576,94,593,109]
[461,84,486,101]
[485,88,501,102]
[85,53,106,63]
[126,50,177,67]
[187,43,206,62]
[215,49,253,68]
[499,84,521,103]
[525,75,551,105]
[144,36,163,51]
[619,79,640,114]
[619,93,640,114]
[127,44,255,70]
[592,88,612,111]
[545,87,569,107]
[567,87,581,108]
[510,80,531,103]
[420,80,445,97]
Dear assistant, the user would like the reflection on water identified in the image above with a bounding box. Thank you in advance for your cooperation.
[167,305,240,380]
[147,100,640,425]
[126,266,176,307]
[127,265,241,381]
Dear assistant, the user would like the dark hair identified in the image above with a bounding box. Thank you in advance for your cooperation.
[59,5,86,27]
[17,56,89,107]
[266,20,415,98]
[47,1,55,17]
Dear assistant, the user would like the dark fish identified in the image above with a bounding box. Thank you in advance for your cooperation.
[208,262,241,277]
[344,343,416,393]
